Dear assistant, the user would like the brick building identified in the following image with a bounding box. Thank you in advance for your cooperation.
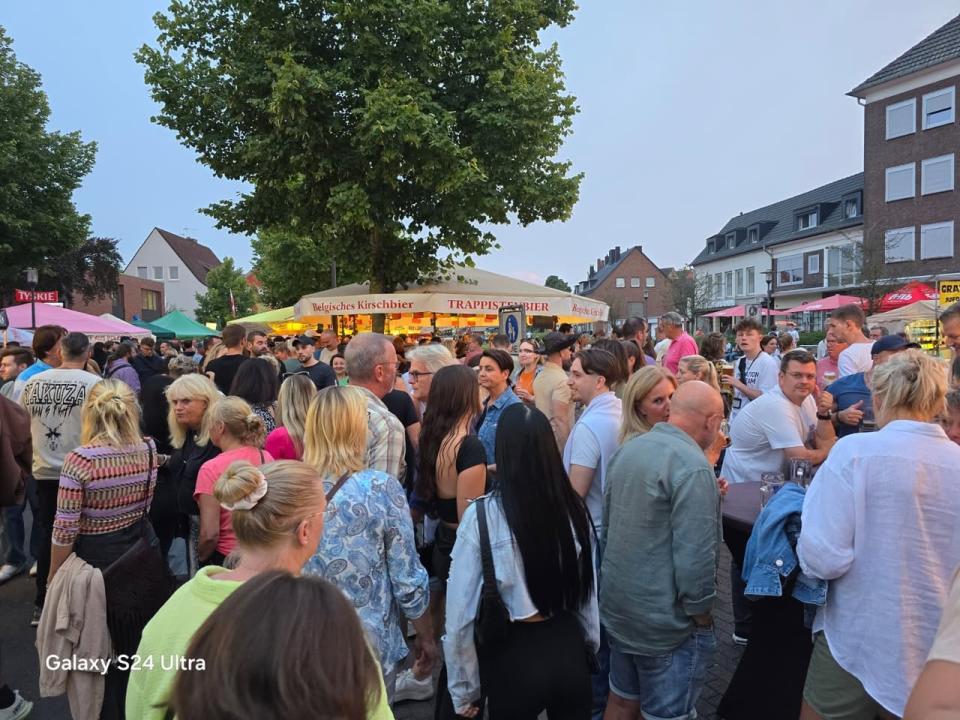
[574,245,673,327]
[71,274,165,323]
[849,13,960,283]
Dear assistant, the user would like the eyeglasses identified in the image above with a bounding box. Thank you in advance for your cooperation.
[785,372,816,382]
[408,370,433,381]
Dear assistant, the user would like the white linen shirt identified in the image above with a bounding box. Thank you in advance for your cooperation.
[798,420,960,717]
[837,341,873,377]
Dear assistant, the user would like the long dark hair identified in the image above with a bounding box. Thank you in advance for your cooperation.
[494,403,593,616]
[170,571,380,720]
[230,358,280,405]
[416,365,482,504]
[103,341,133,375]
[592,338,630,384]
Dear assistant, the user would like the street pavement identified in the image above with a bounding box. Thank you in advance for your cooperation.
[1,503,741,720]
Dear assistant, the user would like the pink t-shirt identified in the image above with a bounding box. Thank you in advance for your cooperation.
[264,427,301,461]
[194,446,273,556]
[663,332,699,374]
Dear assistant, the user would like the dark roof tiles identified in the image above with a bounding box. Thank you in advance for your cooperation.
[155,228,222,284]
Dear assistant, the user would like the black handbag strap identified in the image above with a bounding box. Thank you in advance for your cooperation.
[476,498,499,600]
[325,473,351,503]
[140,438,155,538]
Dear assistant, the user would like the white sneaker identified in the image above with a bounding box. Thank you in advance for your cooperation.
[0,690,33,720]
[0,564,26,584]
[28,563,37,578]
[393,668,434,703]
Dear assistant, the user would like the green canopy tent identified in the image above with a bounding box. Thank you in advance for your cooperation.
[152,310,221,338]
[131,318,176,340]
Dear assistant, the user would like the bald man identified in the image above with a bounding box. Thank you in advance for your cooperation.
[601,381,724,720]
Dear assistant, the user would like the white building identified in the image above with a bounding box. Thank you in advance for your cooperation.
[124,228,222,319]
[691,173,864,326]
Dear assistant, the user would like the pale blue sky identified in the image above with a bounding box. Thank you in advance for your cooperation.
[3,2,958,291]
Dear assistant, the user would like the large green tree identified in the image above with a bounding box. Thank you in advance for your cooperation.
[137,0,582,330]
[0,27,97,302]
[51,236,123,306]
[251,226,342,308]
[195,258,257,328]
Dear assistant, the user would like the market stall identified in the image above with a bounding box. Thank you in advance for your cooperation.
[867,300,941,353]
[233,306,307,335]
[1,303,150,341]
[295,266,609,333]
[152,310,221,338]
[878,281,938,312]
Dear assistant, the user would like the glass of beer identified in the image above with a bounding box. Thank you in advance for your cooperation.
[720,363,735,388]
[719,419,731,448]
[822,370,837,386]
[760,472,785,509]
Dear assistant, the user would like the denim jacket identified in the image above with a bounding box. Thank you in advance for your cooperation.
[742,482,827,612]
[443,495,599,712]
[476,387,521,461]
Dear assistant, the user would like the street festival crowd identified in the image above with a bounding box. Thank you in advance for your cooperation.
[0,303,958,720]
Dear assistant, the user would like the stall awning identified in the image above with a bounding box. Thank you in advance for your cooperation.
[295,266,609,323]
[783,294,866,314]
[2,303,150,340]
[879,282,938,312]
[702,304,789,318]
[152,311,221,338]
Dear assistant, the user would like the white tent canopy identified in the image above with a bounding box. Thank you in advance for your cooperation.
[295,266,609,323]
[866,300,939,331]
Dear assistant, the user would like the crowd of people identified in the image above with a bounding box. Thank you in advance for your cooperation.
[0,301,958,720]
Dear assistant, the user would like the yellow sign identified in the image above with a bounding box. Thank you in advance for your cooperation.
[939,280,960,308]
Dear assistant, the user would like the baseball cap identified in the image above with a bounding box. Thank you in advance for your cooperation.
[294,334,316,346]
[870,335,920,355]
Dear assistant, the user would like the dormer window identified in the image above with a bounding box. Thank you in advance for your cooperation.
[842,191,862,219]
[747,226,759,243]
[725,232,736,247]
[796,208,818,231]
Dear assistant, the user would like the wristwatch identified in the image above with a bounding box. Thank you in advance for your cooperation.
[816,412,832,421]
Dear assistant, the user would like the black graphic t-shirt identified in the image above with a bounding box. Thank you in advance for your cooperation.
[19,368,102,480]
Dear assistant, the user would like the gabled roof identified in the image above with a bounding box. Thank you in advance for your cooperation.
[850,13,960,95]
[577,246,669,296]
[154,228,222,285]
[691,173,864,267]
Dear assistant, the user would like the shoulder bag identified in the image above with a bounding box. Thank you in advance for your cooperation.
[473,497,510,652]
[103,439,176,656]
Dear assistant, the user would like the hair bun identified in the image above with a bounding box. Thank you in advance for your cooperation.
[215,460,268,510]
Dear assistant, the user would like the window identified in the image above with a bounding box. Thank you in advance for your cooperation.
[885,163,915,201]
[735,269,744,296]
[142,289,159,311]
[703,275,713,300]
[747,226,759,244]
[796,209,818,231]
[807,254,820,274]
[645,277,655,288]
[724,271,733,298]
[923,86,954,130]
[777,254,803,285]
[746,266,756,294]
[152,266,163,280]
[169,266,180,281]
[886,98,916,139]
[615,277,625,288]
[715,236,725,251]
[629,277,640,288]
[827,244,860,287]
[920,221,954,259]
[842,192,861,218]
[137,266,147,279]
[885,227,916,263]
[713,273,722,300]
[726,232,737,247]
[921,154,954,195]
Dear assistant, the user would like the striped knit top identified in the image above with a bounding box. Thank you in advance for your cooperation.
[52,439,158,546]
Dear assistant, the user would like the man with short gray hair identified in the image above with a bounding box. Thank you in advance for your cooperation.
[660,312,699,375]
[19,332,101,625]
[345,333,407,482]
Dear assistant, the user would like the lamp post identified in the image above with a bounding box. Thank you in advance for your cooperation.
[762,268,774,330]
[25,267,38,330]
[643,289,649,321]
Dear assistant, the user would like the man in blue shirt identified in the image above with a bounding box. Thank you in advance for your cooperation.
[827,335,918,436]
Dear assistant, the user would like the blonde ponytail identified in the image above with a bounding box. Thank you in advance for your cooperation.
[81,379,142,447]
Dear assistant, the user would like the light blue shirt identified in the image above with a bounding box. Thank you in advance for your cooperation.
[303,468,429,676]
[476,387,521,461]
[10,360,51,401]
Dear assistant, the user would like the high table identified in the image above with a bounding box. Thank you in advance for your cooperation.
[717,481,813,720]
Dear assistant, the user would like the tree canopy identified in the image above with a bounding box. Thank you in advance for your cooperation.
[137,0,582,328]
[544,274,571,292]
[195,258,257,328]
[0,27,97,302]
[251,227,341,308]
[51,237,122,306]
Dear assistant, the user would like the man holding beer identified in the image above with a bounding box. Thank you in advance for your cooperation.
[723,318,779,423]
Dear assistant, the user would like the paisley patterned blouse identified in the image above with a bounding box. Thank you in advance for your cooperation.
[303,468,430,675]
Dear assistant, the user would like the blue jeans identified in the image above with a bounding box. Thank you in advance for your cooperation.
[3,476,40,566]
[609,628,717,720]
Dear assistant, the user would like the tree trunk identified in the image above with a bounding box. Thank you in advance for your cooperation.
[369,229,386,334]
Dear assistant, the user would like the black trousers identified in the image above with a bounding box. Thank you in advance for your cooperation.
[34,480,59,608]
[481,613,591,720]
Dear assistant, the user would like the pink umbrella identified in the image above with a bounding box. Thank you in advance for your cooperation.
[702,304,790,318]
[783,294,866,314]
[3,303,150,338]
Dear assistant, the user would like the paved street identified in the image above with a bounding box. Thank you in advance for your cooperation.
[0,503,741,720]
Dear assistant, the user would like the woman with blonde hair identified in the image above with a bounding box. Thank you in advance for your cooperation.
[264,374,317,460]
[799,351,960,719]
[46,380,160,718]
[676,354,721,393]
[619,365,678,443]
[125,459,399,720]
[195,397,272,567]
[302,385,436,702]
[165,373,222,577]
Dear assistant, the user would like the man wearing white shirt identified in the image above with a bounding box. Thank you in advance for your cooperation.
[723,318,779,423]
[829,304,873,377]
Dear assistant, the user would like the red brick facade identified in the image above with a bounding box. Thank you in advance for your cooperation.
[576,246,674,324]
[71,274,165,322]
